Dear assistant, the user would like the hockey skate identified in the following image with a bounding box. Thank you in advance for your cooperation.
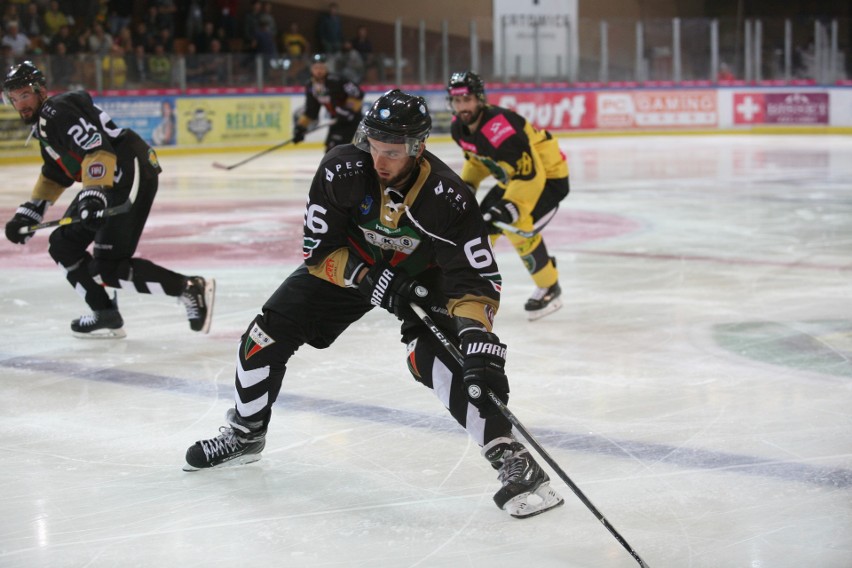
[180,276,215,333]
[184,408,266,471]
[71,295,125,339]
[483,437,564,518]
[524,281,562,321]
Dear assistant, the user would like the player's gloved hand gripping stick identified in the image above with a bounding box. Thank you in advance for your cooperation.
[18,158,140,234]
[409,299,651,568]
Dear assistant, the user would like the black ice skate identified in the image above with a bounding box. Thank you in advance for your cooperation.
[71,295,125,339]
[184,408,266,471]
[180,276,215,333]
[483,437,564,518]
[524,281,563,321]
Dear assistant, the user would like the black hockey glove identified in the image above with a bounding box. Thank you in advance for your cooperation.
[357,261,430,319]
[482,199,520,234]
[461,330,509,418]
[5,199,49,244]
[293,125,307,143]
[77,187,109,231]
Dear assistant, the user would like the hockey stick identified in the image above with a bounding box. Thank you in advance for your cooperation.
[211,122,333,170]
[20,157,140,234]
[409,301,651,568]
[491,220,537,238]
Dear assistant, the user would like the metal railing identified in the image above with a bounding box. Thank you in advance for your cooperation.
[3,16,847,93]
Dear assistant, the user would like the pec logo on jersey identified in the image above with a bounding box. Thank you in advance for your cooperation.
[244,322,275,361]
[87,162,106,179]
[482,115,516,148]
[325,167,334,181]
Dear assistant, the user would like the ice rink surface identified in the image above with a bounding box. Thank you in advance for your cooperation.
[1,134,850,568]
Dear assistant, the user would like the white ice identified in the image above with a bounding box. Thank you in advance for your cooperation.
[1,135,850,568]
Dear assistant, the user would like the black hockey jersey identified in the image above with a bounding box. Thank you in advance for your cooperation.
[301,73,363,124]
[30,90,159,203]
[302,144,502,328]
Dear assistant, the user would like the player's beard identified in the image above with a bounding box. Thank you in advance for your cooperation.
[456,106,482,126]
[381,157,418,189]
[19,107,39,125]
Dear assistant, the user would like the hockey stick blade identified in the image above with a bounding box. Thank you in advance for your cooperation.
[409,302,651,568]
[211,121,334,171]
[492,220,537,238]
[20,157,140,234]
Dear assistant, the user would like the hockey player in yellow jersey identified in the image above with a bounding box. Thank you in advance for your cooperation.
[448,71,569,320]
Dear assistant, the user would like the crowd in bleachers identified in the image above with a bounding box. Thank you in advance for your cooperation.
[0,1,379,90]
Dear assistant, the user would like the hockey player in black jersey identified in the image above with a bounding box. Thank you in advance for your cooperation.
[184,89,564,519]
[292,53,364,152]
[2,61,215,338]
[448,71,569,320]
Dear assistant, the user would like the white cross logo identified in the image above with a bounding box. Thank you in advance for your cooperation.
[736,96,761,122]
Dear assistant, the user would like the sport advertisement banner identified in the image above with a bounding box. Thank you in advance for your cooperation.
[490,91,596,131]
[732,92,829,125]
[597,90,718,129]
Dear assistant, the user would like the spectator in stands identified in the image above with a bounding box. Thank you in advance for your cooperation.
[259,1,277,40]
[200,37,227,83]
[282,21,309,58]
[87,22,113,57]
[194,20,217,53]
[2,21,32,57]
[51,40,76,85]
[242,0,262,52]
[43,2,71,39]
[215,0,239,41]
[351,24,372,64]
[152,0,177,37]
[148,43,172,84]
[253,20,277,67]
[107,0,133,37]
[717,62,735,81]
[186,0,205,44]
[155,27,174,53]
[127,43,149,86]
[19,3,44,43]
[316,2,343,55]
[49,24,76,54]
[337,40,363,83]
[114,24,133,53]
[101,42,127,89]
[131,20,155,54]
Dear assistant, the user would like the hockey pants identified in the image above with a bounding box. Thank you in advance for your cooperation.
[482,177,569,289]
[233,264,512,446]
[48,164,185,311]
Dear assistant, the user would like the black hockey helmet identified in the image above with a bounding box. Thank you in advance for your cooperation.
[353,89,431,157]
[447,70,486,103]
[2,60,46,104]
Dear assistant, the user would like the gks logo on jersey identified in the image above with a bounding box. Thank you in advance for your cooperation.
[244,322,275,361]
[359,221,421,255]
